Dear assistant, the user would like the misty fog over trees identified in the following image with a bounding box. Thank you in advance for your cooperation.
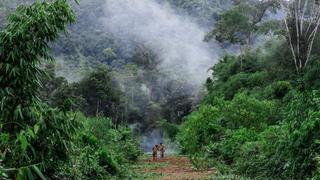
[1,0,320,179]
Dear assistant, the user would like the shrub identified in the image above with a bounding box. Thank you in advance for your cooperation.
[120,139,141,162]
[98,148,120,176]
[232,92,320,179]
[213,128,258,164]
[189,154,214,170]
[177,104,224,154]
[161,120,180,141]
[270,81,292,99]
[178,93,276,155]
[233,125,289,178]
[54,114,141,179]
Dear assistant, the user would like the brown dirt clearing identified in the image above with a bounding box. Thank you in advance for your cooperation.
[134,155,216,180]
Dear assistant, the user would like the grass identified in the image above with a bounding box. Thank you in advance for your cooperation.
[130,154,216,180]
[130,155,168,179]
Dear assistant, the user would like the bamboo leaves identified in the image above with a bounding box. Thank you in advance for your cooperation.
[17,133,29,152]
[0,0,77,178]
[16,164,46,180]
[0,0,77,132]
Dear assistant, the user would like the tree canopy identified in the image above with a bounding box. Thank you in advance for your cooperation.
[2,0,320,179]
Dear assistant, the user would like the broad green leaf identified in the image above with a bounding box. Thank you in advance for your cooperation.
[27,128,35,138]
[18,134,29,151]
[34,124,40,134]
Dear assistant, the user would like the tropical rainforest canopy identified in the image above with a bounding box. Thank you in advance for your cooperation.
[1,0,320,179]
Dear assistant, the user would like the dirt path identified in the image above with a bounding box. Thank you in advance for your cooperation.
[133,155,216,180]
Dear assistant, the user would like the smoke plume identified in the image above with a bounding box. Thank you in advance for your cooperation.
[102,0,220,90]
[140,129,179,153]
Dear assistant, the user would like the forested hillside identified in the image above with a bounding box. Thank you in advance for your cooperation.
[0,0,236,138]
[1,0,320,179]
[178,0,320,179]
[0,0,230,133]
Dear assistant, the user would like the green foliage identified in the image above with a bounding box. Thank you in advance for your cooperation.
[167,0,232,25]
[303,56,320,89]
[177,104,222,154]
[47,0,197,130]
[160,120,180,141]
[76,66,123,119]
[181,90,320,179]
[178,93,275,155]
[4,0,320,179]
[205,0,280,45]
[190,154,214,170]
[0,0,76,133]
[179,28,320,179]
[232,94,320,179]
[208,128,258,165]
[206,6,252,44]
[52,114,141,179]
[39,63,86,111]
[233,125,289,177]
[263,81,292,99]
[0,1,141,179]
[0,0,79,178]
[0,158,8,179]
[85,116,141,163]
[39,64,126,125]
[98,148,120,175]
[1,104,81,178]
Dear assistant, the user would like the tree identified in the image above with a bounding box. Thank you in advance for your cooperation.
[167,0,233,25]
[0,0,78,178]
[0,0,77,136]
[205,0,280,70]
[39,63,86,111]
[161,80,194,124]
[206,0,279,46]
[280,0,320,73]
[76,66,124,123]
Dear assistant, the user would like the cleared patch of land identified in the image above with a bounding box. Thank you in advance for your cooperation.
[132,155,215,180]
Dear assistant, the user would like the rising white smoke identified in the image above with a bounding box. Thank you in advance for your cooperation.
[101,0,220,91]
[140,128,179,153]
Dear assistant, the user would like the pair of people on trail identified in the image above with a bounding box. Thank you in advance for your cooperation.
[152,143,166,161]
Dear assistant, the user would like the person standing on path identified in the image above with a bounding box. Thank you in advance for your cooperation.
[159,143,166,158]
[152,144,159,161]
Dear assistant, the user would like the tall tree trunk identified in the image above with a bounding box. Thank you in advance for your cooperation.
[96,100,100,117]
[281,0,320,73]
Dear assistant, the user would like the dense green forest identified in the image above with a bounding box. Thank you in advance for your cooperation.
[178,0,320,179]
[1,0,320,179]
